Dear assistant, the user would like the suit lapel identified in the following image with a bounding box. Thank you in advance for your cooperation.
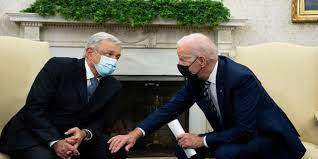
[76,58,88,105]
[88,77,106,105]
[78,76,120,119]
[216,56,234,129]
[197,79,222,131]
[216,57,225,124]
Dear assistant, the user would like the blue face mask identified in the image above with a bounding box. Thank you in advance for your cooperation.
[94,55,117,77]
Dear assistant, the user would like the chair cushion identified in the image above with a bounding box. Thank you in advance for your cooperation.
[0,153,9,159]
[302,142,318,159]
[0,36,50,133]
[234,42,318,145]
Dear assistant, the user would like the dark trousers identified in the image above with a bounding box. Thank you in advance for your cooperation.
[8,135,126,159]
[175,135,280,159]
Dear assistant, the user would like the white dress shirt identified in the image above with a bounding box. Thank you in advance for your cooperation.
[49,60,94,147]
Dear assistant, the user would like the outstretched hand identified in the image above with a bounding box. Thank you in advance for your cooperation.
[107,134,136,153]
[107,128,143,153]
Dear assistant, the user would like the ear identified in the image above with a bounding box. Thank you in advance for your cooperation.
[197,56,207,68]
[86,47,94,54]
[85,48,94,58]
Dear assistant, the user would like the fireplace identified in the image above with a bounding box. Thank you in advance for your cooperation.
[108,77,188,157]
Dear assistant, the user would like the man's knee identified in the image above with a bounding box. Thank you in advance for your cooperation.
[215,144,240,159]
[175,145,212,159]
[10,145,56,159]
[86,135,127,159]
[175,145,193,159]
[110,147,127,158]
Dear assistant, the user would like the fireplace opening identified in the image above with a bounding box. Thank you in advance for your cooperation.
[108,79,188,157]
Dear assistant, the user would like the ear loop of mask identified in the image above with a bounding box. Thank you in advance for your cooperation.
[86,48,97,65]
[92,49,103,64]
[188,57,202,74]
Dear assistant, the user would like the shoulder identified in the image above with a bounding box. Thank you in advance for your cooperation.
[221,56,252,75]
[40,57,83,79]
[44,57,81,72]
[221,56,258,88]
[102,76,122,91]
[45,57,79,67]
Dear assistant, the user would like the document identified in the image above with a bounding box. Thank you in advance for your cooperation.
[168,119,197,158]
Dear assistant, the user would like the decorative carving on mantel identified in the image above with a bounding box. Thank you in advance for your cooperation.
[7,13,247,57]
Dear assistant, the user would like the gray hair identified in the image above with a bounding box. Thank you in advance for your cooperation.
[177,33,218,59]
[85,32,122,50]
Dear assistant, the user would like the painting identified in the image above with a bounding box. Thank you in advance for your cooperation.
[292,0,318,22]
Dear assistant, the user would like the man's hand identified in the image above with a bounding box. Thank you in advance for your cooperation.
[52,140,79,159]
[177,133,204,149]
[107,128,143,153]
[64,127,87,149]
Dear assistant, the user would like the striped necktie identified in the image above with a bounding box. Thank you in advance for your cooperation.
[203,81,221,126]
[87,77,98,100]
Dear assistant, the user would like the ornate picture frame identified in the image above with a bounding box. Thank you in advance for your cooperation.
[292,0,318,22]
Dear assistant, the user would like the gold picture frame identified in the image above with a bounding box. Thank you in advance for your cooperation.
[292,0,318,22]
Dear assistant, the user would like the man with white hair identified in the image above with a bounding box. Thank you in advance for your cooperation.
[0,32,126,159]
[108,33,306,159]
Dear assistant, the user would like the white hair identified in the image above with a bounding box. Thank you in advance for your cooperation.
[177,33,218,59]
[85,32,122,50]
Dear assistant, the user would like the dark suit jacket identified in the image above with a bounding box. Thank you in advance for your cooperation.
[137,56,306,159]
[0,57,121,152]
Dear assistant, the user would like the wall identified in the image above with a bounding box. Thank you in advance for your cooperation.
[223,0,318,46]
[1,0,317,46]
[0,0,34,36]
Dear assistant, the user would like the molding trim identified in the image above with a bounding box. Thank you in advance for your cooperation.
[7,12,247,57]
[7,13,247,28]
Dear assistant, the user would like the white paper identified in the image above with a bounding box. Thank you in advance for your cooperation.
[168,119,197,158]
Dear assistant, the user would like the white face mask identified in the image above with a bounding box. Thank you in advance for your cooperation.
[94,55,117,77]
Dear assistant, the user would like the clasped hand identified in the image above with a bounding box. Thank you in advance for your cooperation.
[52,127,86,159]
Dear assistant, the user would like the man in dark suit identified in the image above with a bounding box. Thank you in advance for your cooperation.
[108,33,306,159]
[0,32,126,159]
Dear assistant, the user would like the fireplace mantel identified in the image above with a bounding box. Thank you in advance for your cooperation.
[7,12,247,57]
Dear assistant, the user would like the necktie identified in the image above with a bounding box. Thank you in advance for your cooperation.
[87,77,98,100]
[203,81,221,126]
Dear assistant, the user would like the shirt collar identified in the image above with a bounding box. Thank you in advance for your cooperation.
[207,60,218,84]
[85,60,95,80]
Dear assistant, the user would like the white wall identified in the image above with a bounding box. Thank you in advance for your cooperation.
[223,0,318,46]
[0,0,35,36]
[0,0,317,46]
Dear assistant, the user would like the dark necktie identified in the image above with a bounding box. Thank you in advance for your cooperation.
[203,81,221,126]
[87,77,98,100]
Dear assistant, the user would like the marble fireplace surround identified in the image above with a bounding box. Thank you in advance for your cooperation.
[7,12,247,135]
